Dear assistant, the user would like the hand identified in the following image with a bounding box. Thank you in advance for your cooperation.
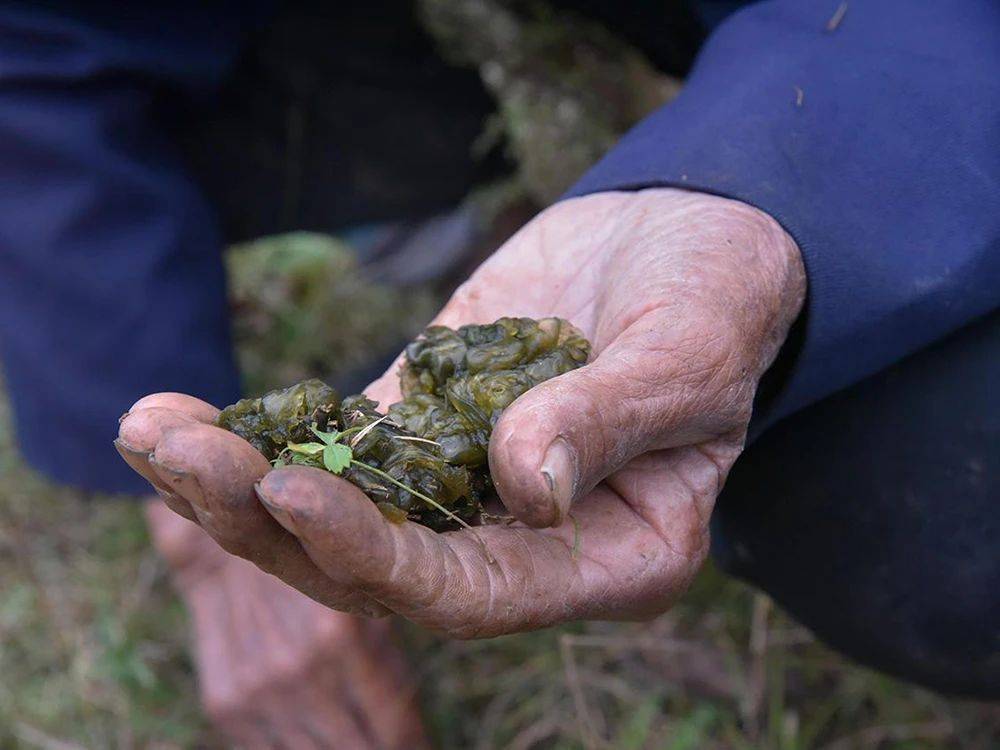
[118,188,805,637]
[146,502,426,749]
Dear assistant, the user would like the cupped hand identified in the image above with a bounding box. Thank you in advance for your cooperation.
[117,188,805,638]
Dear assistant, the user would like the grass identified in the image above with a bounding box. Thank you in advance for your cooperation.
[0,393,214,749]
[1,234,997,748]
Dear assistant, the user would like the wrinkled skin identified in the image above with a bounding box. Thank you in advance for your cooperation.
[117,188,805,638]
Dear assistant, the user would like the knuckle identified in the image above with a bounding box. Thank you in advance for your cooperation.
[664,313,758,430]
[686,529,712,573]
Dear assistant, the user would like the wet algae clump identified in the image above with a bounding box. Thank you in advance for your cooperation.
[391,317,590,467]
[215,317,591,530]
[214,379,340,458]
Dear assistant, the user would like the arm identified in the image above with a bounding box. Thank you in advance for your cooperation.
[568,0,1000,431]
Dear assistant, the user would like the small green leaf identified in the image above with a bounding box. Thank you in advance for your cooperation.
[310,425,341,445]
[322,443,353,474]
[287,441,325,456]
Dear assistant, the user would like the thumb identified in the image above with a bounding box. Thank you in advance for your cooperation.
[488,316,752,527]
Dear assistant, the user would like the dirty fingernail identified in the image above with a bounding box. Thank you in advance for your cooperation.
[254,482,297,533]
[114,439,170,492]
[540,437,578,523]
[148,454,205,508]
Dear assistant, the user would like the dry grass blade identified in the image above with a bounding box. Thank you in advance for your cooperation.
[391,435,443,446]
[349,414,391,448]
[741,593,771,742]
[556,634,699,654]
[819,719,954,750]
[14,723,87,750]
[560,633,603,750]
[506,714,562,750]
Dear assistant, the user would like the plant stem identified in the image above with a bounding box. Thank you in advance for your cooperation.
[350,459,472,529]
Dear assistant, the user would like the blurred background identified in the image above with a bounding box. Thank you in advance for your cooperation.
[1,1,998,747]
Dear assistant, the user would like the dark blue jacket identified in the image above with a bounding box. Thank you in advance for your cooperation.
[0,0,997,494]
[569,0,1000,433]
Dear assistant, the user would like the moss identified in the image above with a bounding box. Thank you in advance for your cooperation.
[420,0,681,203]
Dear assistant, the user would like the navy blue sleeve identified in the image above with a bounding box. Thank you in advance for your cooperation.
[0,5,254,494]
[566,0,1000,431]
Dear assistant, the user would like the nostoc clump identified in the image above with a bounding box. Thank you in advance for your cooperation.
[215,317,590,530]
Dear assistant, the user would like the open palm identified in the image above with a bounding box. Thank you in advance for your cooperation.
[117,188,804,637]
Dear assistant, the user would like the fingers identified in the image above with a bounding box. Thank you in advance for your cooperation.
[489,310,751,528]
[255,465,687,638]
[117,393,222,521]
[117,392,385,615]
[147,422,386,616]
[129,391,222,423]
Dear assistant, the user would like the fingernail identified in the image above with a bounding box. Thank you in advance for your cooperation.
[254,481,297,533]
[113,437,146,465]
[148,454,205,508]
[540,437,578,524]
[113,437,135,453]
[114,439,172,493]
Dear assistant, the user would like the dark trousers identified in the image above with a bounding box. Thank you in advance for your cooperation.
[715,310,1000,697]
